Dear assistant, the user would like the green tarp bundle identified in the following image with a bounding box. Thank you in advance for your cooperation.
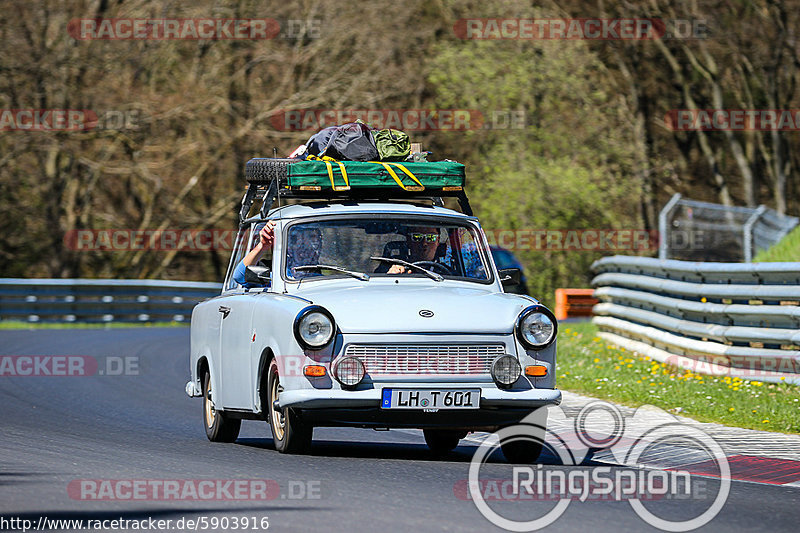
[287,159,465,191]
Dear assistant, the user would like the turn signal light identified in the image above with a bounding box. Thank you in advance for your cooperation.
[525,365,548,377]
[304,365,327,377]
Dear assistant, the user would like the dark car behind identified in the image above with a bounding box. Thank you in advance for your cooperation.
[490,246,529,295]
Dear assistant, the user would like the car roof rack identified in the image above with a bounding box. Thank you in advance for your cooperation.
[239,160,473,222]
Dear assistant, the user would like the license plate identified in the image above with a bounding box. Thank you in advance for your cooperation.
[380,388,480,409]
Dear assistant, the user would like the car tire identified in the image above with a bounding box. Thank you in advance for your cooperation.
[423,429,465,454]
[203,371,241,443]
[500,408,548,464]
[245,158,299,184]
[267,358,312,454]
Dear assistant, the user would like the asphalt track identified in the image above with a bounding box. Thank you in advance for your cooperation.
[0,328,798,532]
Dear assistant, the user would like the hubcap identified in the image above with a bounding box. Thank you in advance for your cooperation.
[204,381,216,428]
[270,368,286,440]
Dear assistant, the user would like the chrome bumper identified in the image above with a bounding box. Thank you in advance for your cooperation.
[277,387,561,409]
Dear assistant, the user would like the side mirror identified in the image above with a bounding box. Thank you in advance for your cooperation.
[498,268,521,287]
[244,265,271,285]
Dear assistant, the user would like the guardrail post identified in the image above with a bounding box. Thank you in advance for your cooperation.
[658,193,682,260]
[743,205,766,262]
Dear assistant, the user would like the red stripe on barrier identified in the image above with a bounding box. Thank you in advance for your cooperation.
[676,454,800,485]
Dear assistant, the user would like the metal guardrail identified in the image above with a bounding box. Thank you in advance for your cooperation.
[0,278,222,323]
[591,256,800,384]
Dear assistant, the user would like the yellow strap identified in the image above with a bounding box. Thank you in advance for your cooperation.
[322,156,350,191]
[368,161,424,191]
[307,155,422,191]
[375,162,408,190]
[306,155,350,191]
[386,162,424,190]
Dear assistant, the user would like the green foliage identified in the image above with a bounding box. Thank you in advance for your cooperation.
[426,8,642,305]
[3,0,798,291]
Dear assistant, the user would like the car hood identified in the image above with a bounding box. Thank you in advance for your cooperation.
[295,282,535,334]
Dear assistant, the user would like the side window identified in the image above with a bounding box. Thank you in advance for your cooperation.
[251,222,273,270]
[455,227,487,280]
[224,225,252,291]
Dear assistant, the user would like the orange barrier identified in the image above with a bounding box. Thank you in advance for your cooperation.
[554,288,597,321]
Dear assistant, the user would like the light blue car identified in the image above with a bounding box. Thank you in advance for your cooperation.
[186,200,560,462]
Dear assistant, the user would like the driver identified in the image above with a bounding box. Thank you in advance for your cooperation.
[387,226,444,274]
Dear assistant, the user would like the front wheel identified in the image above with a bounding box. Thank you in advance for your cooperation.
[500,408,548,463]
[203,371,241,442]
[267,359,312,454]
[500,433,544,464]
[423,430,466,454]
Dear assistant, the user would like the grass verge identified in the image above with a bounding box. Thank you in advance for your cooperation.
[754,224,800,262]
[558,321,800,434]
[0,320,187,330]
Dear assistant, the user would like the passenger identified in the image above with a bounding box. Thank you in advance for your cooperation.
[233,221,325,286]
[232,220,276,287]
[285,226,323,279]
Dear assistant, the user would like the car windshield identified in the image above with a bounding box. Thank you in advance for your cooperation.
[283,217,490,282]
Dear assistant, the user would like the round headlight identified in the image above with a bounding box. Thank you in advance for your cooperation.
[333,357,365,387]
[294,307,335,349]
[516,306,557,349]
[492,355,521,387]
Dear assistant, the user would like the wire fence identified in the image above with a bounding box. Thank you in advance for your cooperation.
[659,194,798,262]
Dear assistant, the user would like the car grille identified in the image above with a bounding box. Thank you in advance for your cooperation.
[344,344,507,375]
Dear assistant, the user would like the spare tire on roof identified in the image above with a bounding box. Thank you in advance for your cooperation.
[245,158,299,184]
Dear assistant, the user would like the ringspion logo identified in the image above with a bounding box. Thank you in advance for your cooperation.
[465,402,730,531]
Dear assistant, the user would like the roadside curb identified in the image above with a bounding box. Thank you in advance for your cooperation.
[560,390,800,462]
[464,390,800,487]
[560,391,800,487]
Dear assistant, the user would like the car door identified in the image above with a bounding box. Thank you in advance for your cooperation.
[216,223,258,410]
[218,294,257,409]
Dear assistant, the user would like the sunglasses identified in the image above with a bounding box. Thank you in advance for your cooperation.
[410,233,439,243]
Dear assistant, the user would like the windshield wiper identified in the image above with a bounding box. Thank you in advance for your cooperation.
[294,264,370,281]
[369,256,444,282]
